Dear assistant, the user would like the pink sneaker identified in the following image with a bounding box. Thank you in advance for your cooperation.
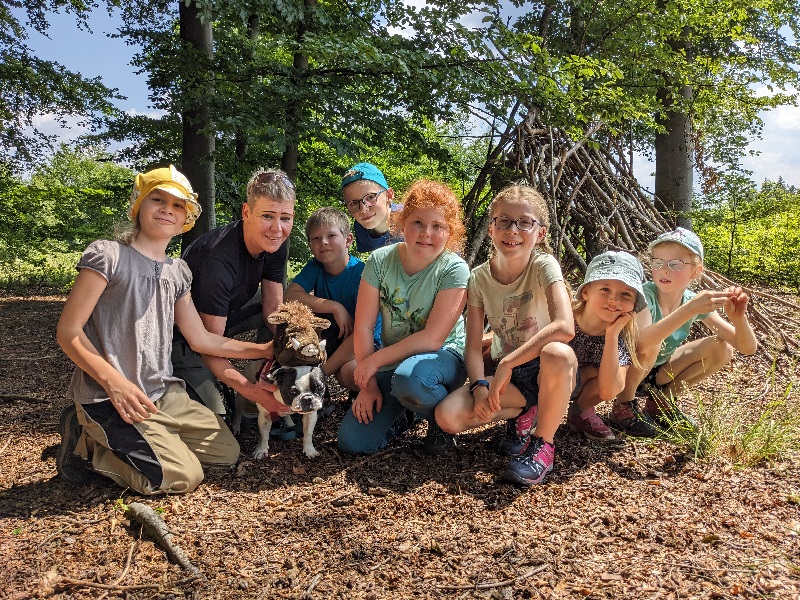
[567,408,615,441]
[498,404,538,457]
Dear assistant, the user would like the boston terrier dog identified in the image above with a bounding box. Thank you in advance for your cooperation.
[251,359,327,459]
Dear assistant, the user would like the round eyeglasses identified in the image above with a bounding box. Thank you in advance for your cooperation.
[343,189,385,213]
[492,216,541,231]
[650,258,689,272]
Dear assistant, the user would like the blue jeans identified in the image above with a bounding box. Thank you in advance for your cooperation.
[337,348,466,454]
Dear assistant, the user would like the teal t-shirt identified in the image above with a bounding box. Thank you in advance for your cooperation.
[362,244,469,370]
[643,281,710,367]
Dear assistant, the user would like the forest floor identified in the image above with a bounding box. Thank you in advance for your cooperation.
[1,290,799,600]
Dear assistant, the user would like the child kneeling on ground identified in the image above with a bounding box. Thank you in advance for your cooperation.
[56,166,275,495]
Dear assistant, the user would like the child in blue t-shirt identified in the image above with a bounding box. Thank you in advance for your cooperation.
[285,207,365,392]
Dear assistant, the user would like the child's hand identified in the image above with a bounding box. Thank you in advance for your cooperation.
[260,341,275,359]
[723,286,750,321]
[688,289,734,315]
[489,363,512,412]
[351,378,382,423]
[332,303,354,339]
[606,312,632,339]
[108,379,158,424]
[473,391,495,423]
[353,355,380,390]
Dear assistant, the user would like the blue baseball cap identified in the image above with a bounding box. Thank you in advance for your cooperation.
[575,251,647,313]
[341,162,389,191]
[648,227,704,261]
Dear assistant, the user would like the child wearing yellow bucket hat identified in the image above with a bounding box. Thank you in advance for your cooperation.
[55,165,275,495]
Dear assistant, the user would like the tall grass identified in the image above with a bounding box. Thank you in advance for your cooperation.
[657,363,800,467]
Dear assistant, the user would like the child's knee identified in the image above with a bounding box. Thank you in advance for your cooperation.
[711,336,734,364]
[540,342,577,371]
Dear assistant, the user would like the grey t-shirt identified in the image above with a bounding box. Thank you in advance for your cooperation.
[67,240,192,404]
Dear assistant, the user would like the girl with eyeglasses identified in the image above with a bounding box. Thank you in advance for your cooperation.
[340,162,403,252]
[338,180,470,456]
[617,227,757,429]
[434,184,576,486]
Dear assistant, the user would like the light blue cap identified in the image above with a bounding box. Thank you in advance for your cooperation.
[575,251,647,313]
[648,227,704,261]
[341,162,388,191]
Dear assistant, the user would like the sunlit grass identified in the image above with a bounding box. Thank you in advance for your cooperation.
[655,362,800,467]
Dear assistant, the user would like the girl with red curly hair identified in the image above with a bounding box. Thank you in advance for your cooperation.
[338,180,469,455]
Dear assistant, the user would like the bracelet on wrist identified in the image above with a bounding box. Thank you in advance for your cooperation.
[469,379,490,393]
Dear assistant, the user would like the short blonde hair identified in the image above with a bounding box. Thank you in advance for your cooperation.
[305,206,351,240]
[246,168,296,205]
[392,179,465,253]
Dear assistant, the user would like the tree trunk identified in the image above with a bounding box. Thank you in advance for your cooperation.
[654,83,693,229]
[281,0,315,182]
[179,1,215,244]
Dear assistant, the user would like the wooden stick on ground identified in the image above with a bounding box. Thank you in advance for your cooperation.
[125,502,204,578]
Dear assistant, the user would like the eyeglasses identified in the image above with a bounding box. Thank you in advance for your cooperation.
[343,189,385,213]
[255,172,295,190]
[492,216,541,231]
[651,258,689,272]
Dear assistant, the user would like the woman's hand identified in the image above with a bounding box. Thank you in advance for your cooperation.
[351,378,382,424]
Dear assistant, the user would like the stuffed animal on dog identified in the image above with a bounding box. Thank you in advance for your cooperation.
[248,301,331,459]
[267,300,331,366]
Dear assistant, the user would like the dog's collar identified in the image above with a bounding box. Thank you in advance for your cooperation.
[256,357,277,382]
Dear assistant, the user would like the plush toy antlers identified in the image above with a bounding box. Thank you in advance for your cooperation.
[267,300,331,367]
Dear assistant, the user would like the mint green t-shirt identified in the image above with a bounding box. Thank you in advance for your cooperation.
[363,244,469,370]
[643,281,710,367]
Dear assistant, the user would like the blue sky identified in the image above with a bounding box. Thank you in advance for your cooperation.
[18,6,800,189]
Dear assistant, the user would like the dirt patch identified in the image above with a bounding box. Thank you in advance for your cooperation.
[1,292,798,599]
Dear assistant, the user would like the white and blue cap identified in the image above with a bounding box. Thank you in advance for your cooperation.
[575,251,647,313]
[648,227,704,261]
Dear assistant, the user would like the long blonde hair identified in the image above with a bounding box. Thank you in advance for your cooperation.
[572,288,642,370]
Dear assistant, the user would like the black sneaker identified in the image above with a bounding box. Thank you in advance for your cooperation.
[422,421,456,456]
[498,404,538,456]
[503,436,555,486]
[608,399,658,438]
[56,406,92,484]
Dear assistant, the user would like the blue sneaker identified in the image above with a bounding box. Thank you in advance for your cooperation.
[503,436,554,486]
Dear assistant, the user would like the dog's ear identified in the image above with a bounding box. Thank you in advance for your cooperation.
[270,366,296,386]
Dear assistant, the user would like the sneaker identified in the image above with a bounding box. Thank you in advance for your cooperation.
[567,408,615,441]
[608,400,658,438]
[56,406,92,484]
[422,421,457,455]
[503,436,555,486]
[643,387,698,430]
[498,404,538,456]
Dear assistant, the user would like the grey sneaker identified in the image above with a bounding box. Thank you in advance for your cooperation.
[56,405,92,484]
[422,421,456,455]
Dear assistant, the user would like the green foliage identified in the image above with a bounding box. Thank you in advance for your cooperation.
[0,147,132,287]
[0,2,120,173]
[694,177,800,290]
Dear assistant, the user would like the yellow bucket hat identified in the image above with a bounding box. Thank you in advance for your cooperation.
[129,165,202,233]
